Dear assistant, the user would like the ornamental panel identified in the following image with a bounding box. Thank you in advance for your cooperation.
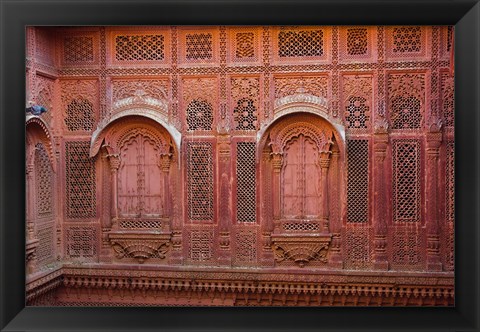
[60,30,99,66]
[385,26,429,60]
[179,28,218,65]
[233,228,257,265]
[186,142,214,222]
[35,143,53,218]
[230,77,260,131]
[387,73,425,130]
[446,142,455,223]
[339,27,375,62]
[236,142,256,223]
[61,80,98,133]
[392,140,421,223]
[344,226,372,269]
[342,74,373,131]
[65,225,98,259]
[65,141,96,219]
[229,28,260,64]
[441,72,454,128]
[346,140,369,223]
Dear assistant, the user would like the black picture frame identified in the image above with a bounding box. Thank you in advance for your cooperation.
[1,0,479,331]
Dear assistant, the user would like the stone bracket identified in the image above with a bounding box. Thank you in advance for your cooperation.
[271,234,332,267]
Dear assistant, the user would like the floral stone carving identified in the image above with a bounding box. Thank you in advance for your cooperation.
[271,234,332,267]
[109,232,171,264]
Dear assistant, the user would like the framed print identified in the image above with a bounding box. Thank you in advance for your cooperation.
[1,0,479,331]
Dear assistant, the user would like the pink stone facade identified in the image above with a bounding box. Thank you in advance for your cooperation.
[26,26,455,306]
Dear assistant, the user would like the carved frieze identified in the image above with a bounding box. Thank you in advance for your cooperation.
[109,232,171,264]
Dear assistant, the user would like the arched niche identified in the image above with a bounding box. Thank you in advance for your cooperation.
[258,112,345,267]
[90,109,182,166]
[90,115,175,264]
[26,115,56,172]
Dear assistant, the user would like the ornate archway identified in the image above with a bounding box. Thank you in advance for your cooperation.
[258,112,345,267]
[90,115,177,264]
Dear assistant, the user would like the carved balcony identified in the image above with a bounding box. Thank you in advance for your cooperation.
[271,219,332,267]
[108,218,171,264]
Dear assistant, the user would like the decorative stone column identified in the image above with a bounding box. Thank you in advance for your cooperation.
[373,121,389,270]
[425,129,443,271]
[107,154,120,226]
[328,146,342,268]
[217,134,232,266]
[318,151,331,233]
[26,160,39,274]
[261,150,275,267]
[271,152,283,233]
[159,153,172,218]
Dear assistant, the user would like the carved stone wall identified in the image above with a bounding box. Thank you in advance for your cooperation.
[25,26,455,306]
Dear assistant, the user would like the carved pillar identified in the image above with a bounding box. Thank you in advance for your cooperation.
[217,134,232,265]
[261,150,275,267]
[328,147,342,268]
[160,153,172,219]
[373,131,389,270]
[108,154,120,226]
[25,160,39,274]
[271,152,283,233]
[425,131,443,271]
[319,152,331,233]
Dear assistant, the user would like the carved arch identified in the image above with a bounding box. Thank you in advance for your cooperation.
[90,110,181,165]
[26,115,56,172]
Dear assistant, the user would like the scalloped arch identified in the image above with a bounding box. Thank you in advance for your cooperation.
[25,115,56,172]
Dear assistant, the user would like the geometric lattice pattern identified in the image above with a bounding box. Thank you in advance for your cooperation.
[347,28,368,56]
[65,98,95,132]
[392,27,422,53]
[234,98,257,130]
[185,33,213,60]
[186,100,213,131]
[234,230,257,264]
[446,142,455,223]
[345,96,369,129]
[35,143,53,217]
[390,96,422,129]
[388,73,425,130]
[115,35,164,61]
[391,227,423,270]
[278,29,324,57]
[65,141,96,219]
[188,230,214,262]
[64,36,94,63]
[35,223,55,266]
[236,142,256,223]
[441,72,455,128]
[235,32,255,59]
[65,226,97,258]
[393,140,421,223]
[186,142,213,221]
[442,224,454,271]
[347,140,369,223]
[344,227,371,269]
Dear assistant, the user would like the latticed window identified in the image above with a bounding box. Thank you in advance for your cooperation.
[36,223,55,265]
[115,34,164,61]
[390,95,422,129]
[278,29,324,57]
[35,143,53,217]
[185,33,213,60]
[64,36,94,63]
[347,28,368,56]
[393,140,421,223]
[446,142,455,223]
[66,226,97,258]
[236,142,256,223]
[392,27,422,53]
[65,98,94,131]
[186,100,213,131]
[234,98,257,130]
[187,142,214,221]
[347,140,369,223]
[188,230,213,261]
[345,96,370,129]
[65,141,96,219]
[235,32,255,59]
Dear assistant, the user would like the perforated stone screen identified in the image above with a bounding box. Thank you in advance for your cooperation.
[393,140,421,223]
[186,142,214,222]
[115,34,165,61]
[65,141,96,219]
[347,140,369,223]
[236,142,256,223]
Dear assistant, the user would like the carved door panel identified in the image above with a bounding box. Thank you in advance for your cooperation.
[118,134,163,218]
[282,134,320,219]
